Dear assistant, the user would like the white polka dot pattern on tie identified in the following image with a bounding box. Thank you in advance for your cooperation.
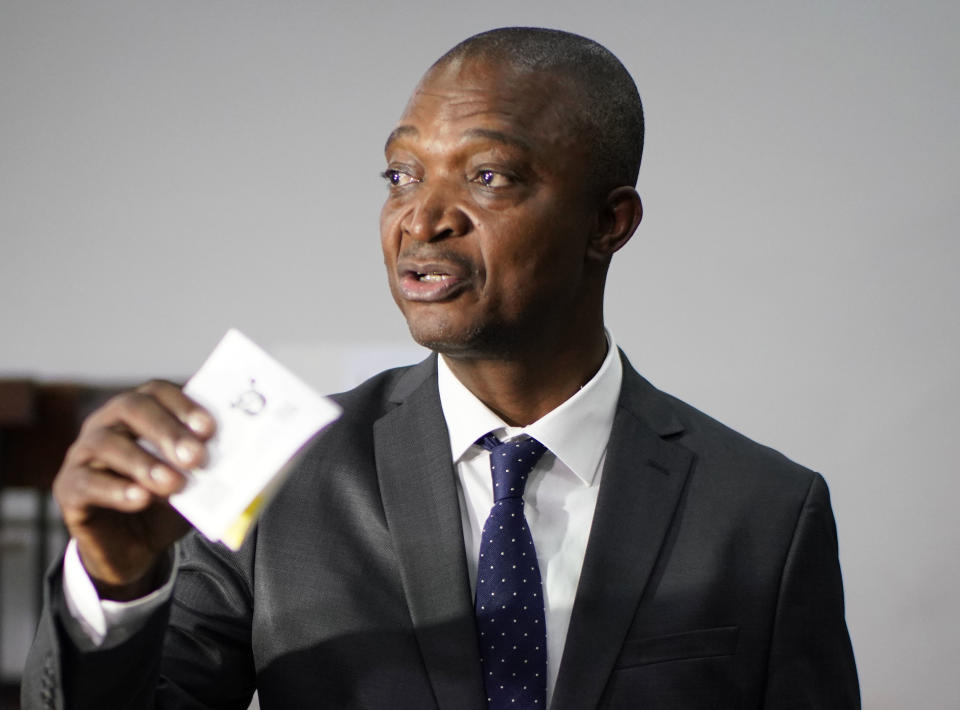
[475,434,548,709]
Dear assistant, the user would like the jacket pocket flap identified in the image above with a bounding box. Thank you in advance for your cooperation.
[615,625,739,669]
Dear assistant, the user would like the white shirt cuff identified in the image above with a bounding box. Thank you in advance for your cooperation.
[62,538,178,647]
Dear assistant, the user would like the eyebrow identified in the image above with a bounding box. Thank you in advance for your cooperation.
[384,125,418,154]
[383,125,533,154]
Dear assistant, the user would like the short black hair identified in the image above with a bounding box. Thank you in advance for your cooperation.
[434,27,644,191]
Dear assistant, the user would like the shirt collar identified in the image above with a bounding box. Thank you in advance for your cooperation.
[437,332,623,486]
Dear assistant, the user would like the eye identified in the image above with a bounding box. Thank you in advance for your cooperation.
[380,168,419,188]
[472,170,513,189]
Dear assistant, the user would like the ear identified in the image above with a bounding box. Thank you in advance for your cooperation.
[587,187,643,262]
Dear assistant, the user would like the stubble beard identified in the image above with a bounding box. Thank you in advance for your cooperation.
[405,310,545,363]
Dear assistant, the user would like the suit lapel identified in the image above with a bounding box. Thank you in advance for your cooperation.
[374,358,486,710]
[551,360,694,710]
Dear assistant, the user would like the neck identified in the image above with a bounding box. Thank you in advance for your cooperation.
[440,326,608,426]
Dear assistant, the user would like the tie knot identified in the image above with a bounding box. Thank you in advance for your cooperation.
[479,434,548,502]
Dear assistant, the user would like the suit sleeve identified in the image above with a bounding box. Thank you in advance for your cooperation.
[763,473,860,708]
[21,532,257,710]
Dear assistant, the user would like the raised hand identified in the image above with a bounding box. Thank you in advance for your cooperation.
[53,380,215,600]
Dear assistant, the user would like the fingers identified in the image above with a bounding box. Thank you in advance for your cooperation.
[137,380,216,439]
[52,380,211,593]
[71,427,186,497]
[79,380,214,472]
[55,465,156,515]
[57,380,216,520]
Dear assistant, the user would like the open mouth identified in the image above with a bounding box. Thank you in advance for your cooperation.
[398,268,465,301]
[395,252,474,302]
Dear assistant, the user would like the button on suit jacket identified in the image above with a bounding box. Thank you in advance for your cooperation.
[22,352,860,709]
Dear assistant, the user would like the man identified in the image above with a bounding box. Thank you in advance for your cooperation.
[22,27,859,709]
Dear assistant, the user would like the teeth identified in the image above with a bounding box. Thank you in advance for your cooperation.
[419,273,446,282]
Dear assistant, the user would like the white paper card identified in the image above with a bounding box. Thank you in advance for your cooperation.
[169,329,341,549]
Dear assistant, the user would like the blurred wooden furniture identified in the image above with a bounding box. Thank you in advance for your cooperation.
[0,379,125,705]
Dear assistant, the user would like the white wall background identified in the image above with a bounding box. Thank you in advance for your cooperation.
[1,1,958,706]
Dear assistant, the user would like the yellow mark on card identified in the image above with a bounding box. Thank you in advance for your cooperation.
[221,493,269,550]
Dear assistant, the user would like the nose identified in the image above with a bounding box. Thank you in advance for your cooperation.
[400,181,471,242]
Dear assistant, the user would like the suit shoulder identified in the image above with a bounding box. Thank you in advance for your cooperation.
[672,389,807,460]
[647,387,829,531]
[621,361,820,500]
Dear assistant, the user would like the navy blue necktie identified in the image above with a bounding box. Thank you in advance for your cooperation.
[475,433,548,709]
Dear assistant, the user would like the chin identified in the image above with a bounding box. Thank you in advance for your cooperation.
[407,325,472,354]
[406,318,514,360]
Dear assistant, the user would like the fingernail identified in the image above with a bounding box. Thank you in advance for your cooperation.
[149,465,175,487]
[186,411,213,436]
[125,486,148,502]
[175,440,200,465]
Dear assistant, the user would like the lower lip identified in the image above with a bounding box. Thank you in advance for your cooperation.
[397,273,466,302]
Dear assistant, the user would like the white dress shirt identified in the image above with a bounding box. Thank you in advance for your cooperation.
[63,334,623,706]
[437,335,622,706]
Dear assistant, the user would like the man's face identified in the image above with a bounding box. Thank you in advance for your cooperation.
[380,58,599,358]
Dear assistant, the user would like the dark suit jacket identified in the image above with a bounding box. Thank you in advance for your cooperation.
[22,353,859,709]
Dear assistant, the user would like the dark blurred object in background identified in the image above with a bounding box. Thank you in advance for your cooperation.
[0,380,126,710]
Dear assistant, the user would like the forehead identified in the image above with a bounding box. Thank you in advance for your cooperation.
[387,58,582,154]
